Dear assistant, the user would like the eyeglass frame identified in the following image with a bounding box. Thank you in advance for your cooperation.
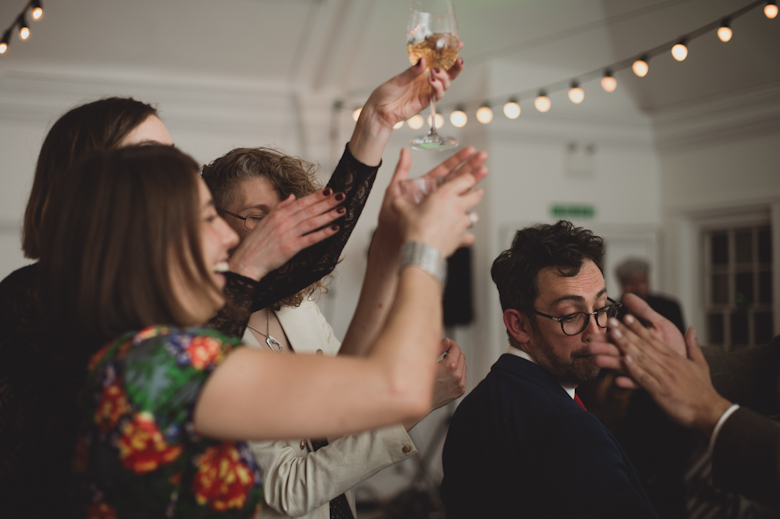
[532,297,622,336]
[218,208,265,231]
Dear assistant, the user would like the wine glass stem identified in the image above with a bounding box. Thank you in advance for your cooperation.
[428,94,439,136]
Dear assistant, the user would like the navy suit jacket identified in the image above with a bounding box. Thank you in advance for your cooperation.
[441,354,658,519]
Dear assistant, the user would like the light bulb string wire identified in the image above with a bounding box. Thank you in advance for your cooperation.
[340,0,767,115]
[1,1,42,51]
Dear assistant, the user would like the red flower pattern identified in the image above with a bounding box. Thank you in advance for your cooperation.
[192,443,254,511]
[117,412,183,474]
[94,381,131,434]
[186,336,224,370]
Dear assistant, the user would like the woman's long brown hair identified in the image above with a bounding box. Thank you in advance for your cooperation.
[40,146,219,347]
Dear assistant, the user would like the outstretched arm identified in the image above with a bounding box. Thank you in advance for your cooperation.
[195,168,485,441]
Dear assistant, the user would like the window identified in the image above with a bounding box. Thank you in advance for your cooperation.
[703,224,773,350]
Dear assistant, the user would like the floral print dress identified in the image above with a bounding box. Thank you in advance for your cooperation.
[71,325,264,519]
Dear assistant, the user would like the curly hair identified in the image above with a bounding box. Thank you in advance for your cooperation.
[201,147,331,309]
[490,220,604,316]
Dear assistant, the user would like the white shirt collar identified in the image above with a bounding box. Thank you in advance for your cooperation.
[506,345,576,400]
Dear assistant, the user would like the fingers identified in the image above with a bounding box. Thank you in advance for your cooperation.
[430,67,451,99]
[622,293,664,327]
[285,189,343,223]
[395,58,428,87]
[391,147,413,185]
[426,146,477,181]
[685,327,707,367]
[447,56,464,81]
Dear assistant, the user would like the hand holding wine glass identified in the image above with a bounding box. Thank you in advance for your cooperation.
[406,0,460,151]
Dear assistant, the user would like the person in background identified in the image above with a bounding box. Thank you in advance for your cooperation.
[40,144,483,517]
[203,145,484,519]
[441,221,657,519]
[616,258,685,333]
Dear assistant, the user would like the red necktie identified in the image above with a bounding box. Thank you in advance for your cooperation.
[573,393,587,411]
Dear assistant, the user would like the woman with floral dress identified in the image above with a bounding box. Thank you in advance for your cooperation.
[40,142,482,517]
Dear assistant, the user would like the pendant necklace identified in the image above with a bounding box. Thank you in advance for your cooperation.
[247,310,283,352]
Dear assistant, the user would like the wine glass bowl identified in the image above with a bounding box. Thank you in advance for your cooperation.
[406,0,459,151]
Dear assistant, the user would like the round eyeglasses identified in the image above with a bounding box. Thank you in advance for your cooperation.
[219,209,265,231]
[533,297,622,336]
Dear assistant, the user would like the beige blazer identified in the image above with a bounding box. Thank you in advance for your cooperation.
[244,299,418,519]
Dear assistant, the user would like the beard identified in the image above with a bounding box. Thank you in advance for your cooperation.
[530,334,600,387]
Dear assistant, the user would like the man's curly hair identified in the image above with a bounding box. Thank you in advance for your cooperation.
[202,147,331,309]
[490,220,604,316]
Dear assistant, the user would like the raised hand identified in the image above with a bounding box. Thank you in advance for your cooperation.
[376,146,488,250]
[606,315,732,435]
[349,52,465,166]
[228,189,344,281]
[392,147,485,258]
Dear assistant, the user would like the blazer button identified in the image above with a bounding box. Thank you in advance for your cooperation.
[402,444,412,454]
[315,349,324,355]
[300,440,307,450]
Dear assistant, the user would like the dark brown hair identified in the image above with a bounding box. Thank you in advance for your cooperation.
[491,220,605,316]
[202,147,330,308]
[40,146,218,347]
[23,97,158,259]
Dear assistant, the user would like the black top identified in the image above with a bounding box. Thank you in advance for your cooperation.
[0,143,379,517]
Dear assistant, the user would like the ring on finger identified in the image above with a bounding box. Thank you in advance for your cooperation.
[468,212,479,228]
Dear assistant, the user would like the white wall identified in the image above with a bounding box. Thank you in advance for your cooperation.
[655,82,780,339]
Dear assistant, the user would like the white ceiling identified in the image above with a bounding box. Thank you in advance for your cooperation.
[0,0,778,116]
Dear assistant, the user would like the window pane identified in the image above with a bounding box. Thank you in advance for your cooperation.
[759,271,772,304]
[735,272,754,305]
[758,227,771,263]
[707,313,724,345]
[712,274,729,304]
[735,230,752,263]
[730,312,749,347]
[755,312,774,345]
[711,233,729,265]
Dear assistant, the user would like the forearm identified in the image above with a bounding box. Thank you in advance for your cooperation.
[339,228,401,357]
[348,105,393,167]
[252,425,416,516]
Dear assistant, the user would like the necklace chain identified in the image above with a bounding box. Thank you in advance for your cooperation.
[247,310,283,352]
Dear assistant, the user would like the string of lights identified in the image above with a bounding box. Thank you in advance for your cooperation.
[0,1,44,56]
[349,0,777,129]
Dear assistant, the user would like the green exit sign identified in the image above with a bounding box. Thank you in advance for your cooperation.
[550,204,596,219]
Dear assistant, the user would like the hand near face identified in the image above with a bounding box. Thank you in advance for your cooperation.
[375,146,487,251]
[588,293,686,388]
[606,316,732,436]
[391,148,485,258]
[228,189,345,281]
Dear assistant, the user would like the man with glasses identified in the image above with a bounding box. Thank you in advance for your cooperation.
[441,220,658,519]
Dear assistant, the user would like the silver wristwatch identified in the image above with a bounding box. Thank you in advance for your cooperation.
[398,241,447,287]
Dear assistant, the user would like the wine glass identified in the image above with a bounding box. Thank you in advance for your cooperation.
[406,0,459,151]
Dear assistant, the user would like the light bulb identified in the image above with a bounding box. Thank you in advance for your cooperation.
[0,42,7,54]
[632,58,649,77]
[534,92,551,113]
[352,108,361,121]
[568,82,584,104]
[31,1,43,20]
[407,114,425,130]
[450,108,467,128]
[766,1,778,19]
[0,31,9,54]
[601,70,617,92]
[476,105,493,124]
[393,120,404,129]
[427,113,444,128]
[671,42,688,61]
[503,99,520,119]
[19,26,30,40]
[717,26,732,42]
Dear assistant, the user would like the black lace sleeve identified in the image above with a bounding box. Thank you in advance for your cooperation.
[249,143,379,312]
[207,143,380,335]
[207,272,258,338]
